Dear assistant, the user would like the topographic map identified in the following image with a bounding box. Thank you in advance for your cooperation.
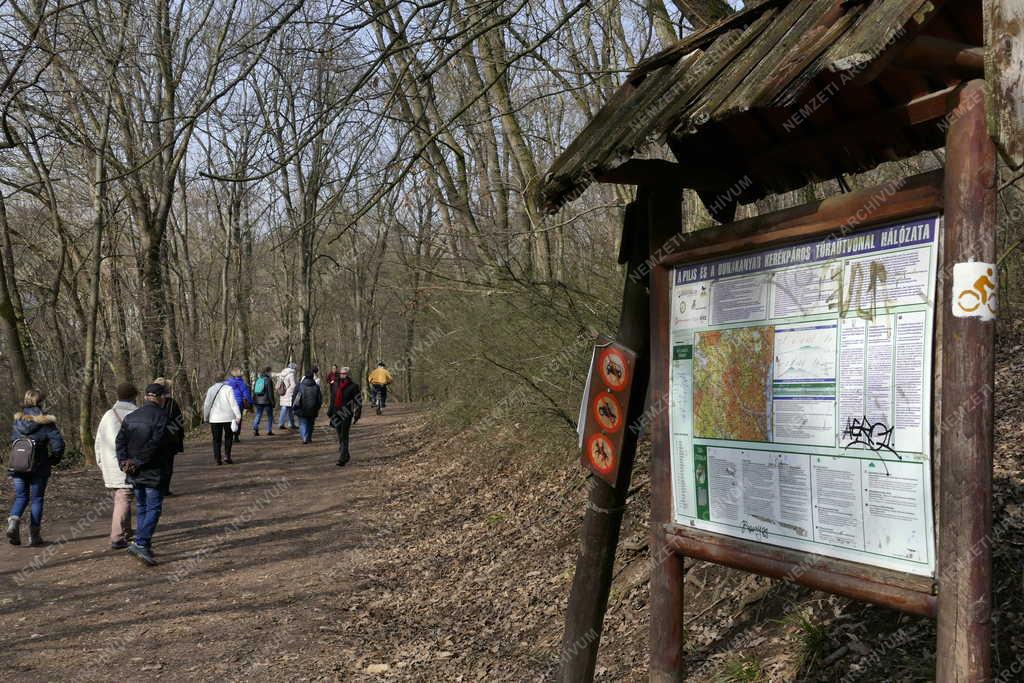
[693,326,774,441]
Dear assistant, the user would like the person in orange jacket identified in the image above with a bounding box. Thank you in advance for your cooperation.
[367,362,393,411]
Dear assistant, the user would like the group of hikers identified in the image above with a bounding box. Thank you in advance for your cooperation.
[5,362,393,567]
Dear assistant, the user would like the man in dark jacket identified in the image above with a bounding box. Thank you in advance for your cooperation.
[251,365,276,436]
[155,377,185,496]
[116,383,174,566]
[292,367,322,444]
[327,367,361,466]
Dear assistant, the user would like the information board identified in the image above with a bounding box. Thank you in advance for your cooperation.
[668,216,940,577]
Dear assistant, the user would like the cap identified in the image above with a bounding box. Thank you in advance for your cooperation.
[144,383,166,397]
[340,367,350,375]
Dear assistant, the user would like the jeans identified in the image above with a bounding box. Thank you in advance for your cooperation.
[133,485,164,548]
[278,405,297,428]
[111,488,133,544]
[298,416,314,442]
[10,474,48,527]
[370,384,387,409]
[252,405,274,433]
[211,422,234,463]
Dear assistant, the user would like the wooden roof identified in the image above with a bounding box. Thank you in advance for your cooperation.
[539,0,989,217]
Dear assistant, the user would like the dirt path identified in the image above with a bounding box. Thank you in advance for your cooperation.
[0,407,419,682]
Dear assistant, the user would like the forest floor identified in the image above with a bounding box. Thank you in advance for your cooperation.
[2,332,1024,683]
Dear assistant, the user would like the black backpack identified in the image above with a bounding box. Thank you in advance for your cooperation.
[8,437,36,474]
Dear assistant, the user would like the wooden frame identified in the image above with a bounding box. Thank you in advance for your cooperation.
[648,170,944,615]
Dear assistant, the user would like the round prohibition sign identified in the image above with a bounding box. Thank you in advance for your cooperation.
[585,433,616,476]
[598,347,630,391]
[591,392,624,433]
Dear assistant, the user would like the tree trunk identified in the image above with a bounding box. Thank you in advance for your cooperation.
[0,193,32,395]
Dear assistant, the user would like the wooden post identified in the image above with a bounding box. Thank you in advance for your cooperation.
[646,188,686,682]
[936,79,997,683]
[984,0,1024,168]
[558,184,681,682]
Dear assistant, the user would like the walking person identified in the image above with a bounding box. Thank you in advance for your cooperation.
[251,365,276,436]
[292,367,322,444]
[276,363,298,430]
[326,364,341,389]
[226,367,252,443]
[327,367,361,467]
[154,377,185,496]
[115,384,175,565]
[203,373,242,465]
[6,389,65,547]
[94,383,139,549]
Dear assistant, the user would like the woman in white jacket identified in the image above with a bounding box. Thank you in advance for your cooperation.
[204,374,242,465]
[94,383,139,549]
[276,363,299,430]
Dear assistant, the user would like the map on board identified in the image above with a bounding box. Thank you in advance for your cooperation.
[692,327,774,441]
[668,216,940,578]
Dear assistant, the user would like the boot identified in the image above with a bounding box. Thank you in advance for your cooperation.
[28,525,43,547]
[5,516,20,546]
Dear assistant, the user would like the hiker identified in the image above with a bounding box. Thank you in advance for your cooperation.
[154,377,185,496]
[367,362,394,410]
[226,367,252,443]
[251,365,276,436]
[94,383,139,549]
[203,373,242,465]
[115,384,175,565]
[326,364,341,389]
[292,366,322,444]
[327,367,361,466]
[6,389,65,547]
[276,362,298,430]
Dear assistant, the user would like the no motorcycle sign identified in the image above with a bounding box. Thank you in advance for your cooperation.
[578,342,636,486]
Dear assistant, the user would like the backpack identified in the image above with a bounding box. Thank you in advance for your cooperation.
[8,437,36,474]
[254,376,267,396]
[276,378,287,396]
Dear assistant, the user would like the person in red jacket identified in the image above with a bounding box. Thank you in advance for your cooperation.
[327,367,362,466]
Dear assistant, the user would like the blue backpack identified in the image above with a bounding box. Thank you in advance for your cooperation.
[254,376,268,396]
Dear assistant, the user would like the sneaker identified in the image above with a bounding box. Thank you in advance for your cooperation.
[267,431,274,436]
[127,542,157,566]
[111,540,129,550]
[254,430,260,437]
[225,458,234,464]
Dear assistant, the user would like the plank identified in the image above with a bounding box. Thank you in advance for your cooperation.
[718,0,840,116]
[678,0,819,133]
[663,525,937,616]
[628,0,789,80]
[985,0,1024,168]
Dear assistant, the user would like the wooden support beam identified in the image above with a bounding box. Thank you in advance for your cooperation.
[893,35,985,77]
[985,0,1024,168]
[595,159,730,191]
[558,184,681,682]
[936,79,996,683]
[646,186,686,683]
[663,525,937,617]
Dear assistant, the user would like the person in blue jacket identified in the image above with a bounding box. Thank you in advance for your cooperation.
[6,389,65,547]
[226,367,253,443]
